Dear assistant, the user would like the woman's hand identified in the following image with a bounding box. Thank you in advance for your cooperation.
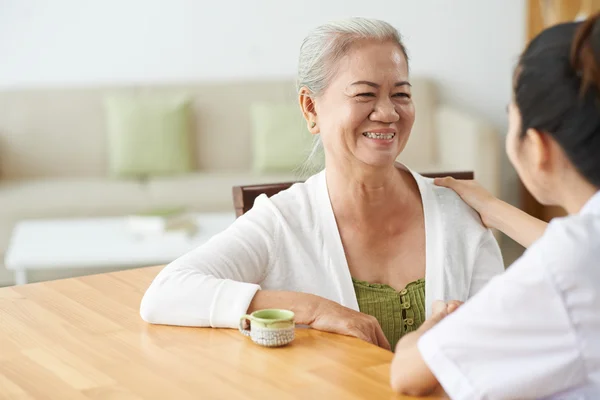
[434,177,497,227]
[418,300,463,332]
[248,290,389,349]
[433,299,463,315]
[310,299,391,350]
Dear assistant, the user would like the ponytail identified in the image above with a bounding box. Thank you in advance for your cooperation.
[570,12,600,97]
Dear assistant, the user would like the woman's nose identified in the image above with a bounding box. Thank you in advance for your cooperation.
[370,98,400,123]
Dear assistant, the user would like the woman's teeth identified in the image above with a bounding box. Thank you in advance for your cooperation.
[363,132,395,139]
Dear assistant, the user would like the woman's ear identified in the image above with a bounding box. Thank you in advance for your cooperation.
[529,128,575,179]
[525,127,572,186]
[299,87,319,134]
[525,128,551,173]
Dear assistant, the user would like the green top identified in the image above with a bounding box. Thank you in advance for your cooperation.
[352,277,425,351]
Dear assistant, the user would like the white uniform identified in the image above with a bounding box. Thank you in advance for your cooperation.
[418,191,600,400]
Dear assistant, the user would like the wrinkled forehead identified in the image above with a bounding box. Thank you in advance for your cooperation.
[332,40,409,82]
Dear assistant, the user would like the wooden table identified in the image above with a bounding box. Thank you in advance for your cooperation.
[0,266,447,399]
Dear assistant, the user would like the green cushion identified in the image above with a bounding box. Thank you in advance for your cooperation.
[250,102,315,173]
[105,94,193,178]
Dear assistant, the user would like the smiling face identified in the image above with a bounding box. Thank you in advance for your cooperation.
[310,39,415,169]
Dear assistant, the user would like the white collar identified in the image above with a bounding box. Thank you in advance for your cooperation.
[580,190,600,215]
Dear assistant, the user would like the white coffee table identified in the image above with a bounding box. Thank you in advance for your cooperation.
[4,212,237,285]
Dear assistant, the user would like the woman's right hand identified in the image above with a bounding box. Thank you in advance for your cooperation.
[310,299,391,350]
[434,177,497,227]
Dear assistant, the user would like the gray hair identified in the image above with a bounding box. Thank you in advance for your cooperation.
[296,17,408,174]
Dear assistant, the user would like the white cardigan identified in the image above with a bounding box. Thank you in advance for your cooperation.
[140,170,504,328]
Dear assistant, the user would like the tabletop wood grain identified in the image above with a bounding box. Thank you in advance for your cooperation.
[0,266,447,399]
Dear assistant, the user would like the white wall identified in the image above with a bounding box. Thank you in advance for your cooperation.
[0,0,526,200]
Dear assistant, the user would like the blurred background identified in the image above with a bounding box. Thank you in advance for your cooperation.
[0,0,596,286]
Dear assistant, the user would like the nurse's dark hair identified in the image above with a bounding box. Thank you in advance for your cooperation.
[515,13,600,188]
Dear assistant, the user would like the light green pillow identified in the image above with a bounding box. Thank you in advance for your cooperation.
[251,103,315,173]
[105,94,193,178]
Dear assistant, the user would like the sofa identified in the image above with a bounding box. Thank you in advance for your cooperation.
[0,77,500,286]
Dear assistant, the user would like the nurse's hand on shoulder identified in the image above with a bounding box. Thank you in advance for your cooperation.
[434,177,496,227]
[435,176,548,248]
[310,299,391,351]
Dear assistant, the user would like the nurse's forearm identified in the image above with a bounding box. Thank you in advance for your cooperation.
[485,199,548,248]
[390,325,440,395]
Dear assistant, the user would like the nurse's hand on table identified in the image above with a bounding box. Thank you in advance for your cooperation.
[434,177,496,227]
[310,299,391,351]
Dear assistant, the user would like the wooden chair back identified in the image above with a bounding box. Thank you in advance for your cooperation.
[232,167,473,217]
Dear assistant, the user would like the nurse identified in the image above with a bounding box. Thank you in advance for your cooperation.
[390,14,600,399]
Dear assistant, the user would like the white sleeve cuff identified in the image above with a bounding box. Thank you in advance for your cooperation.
[418,330,480,400]
[209,279,261,328]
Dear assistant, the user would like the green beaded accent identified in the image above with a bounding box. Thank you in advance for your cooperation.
[352,277,425,351]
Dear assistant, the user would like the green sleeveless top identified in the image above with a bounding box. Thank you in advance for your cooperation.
[352,277,425,350]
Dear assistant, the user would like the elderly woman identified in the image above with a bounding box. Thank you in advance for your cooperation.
[140,17,504,351]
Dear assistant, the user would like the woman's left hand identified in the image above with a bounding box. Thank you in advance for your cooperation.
[420,300,463,331]
[394,299,464,354]
[435,299,463,315]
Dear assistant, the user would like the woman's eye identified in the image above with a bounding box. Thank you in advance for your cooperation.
[393,93,411,98]
[357,93,376,97]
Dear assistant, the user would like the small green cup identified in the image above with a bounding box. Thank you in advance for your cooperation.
[239,309,295,347]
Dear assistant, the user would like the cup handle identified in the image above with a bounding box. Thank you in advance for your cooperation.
[239,315,252,337]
